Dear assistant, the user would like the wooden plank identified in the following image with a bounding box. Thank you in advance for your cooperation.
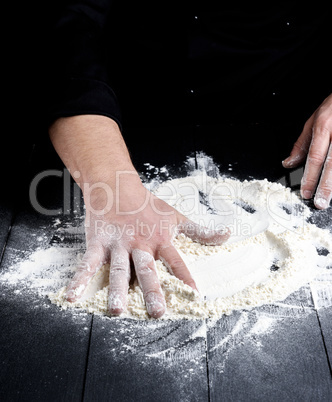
[0,284,92,401]
[317,307,332,371]
[0,164,91,401]
[195,127,332,399]
[207,288,332,401]
[83,316,209,402]
[0,202,14,262]
[311,279,332,373]
[306,194,332,373]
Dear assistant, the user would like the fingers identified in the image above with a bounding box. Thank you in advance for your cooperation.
[158,245,198,291]
[108,246,130,315]
[132,248,166,319]
[178,219,230,246]
[301,124,331,202]
[66,242,106,302]
[282,114,314,168]
[285,95,332,209]
[314,143,332,209]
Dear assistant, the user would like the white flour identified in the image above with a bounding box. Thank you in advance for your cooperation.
[1,155,331,323]
[46,169,332,320]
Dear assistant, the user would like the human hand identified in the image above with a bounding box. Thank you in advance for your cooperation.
[282,93,332,209]
[65,175,230,318]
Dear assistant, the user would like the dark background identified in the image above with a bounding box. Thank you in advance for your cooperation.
[4,1,331,204]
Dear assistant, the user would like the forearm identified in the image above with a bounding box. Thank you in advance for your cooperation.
[49,114,139,187]
[49,114,144,213]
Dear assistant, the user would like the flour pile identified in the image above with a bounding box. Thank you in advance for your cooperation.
[47,168,332,320]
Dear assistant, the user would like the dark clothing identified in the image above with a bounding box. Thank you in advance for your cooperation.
[47,1,330,130]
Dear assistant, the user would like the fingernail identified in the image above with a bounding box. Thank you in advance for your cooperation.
[108,292,124,315]
[217,225,229,235]
[314,197,328,209]
[186,279,199,293]
[65,290,75,301]
[282,157,291,167]
[214,227,231,243]
[66,284,85,301]
[282,154,302,168]
[302,190,313,199]
[282,156,297,168]
[145,293,166,318]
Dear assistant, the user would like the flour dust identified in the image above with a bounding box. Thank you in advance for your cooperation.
[1,154,331,331]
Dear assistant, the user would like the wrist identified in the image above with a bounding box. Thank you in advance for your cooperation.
[78,163,140,190]
[49,114,138,187]
[83,172,145,214]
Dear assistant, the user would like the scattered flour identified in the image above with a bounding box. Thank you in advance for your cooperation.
[47,170,332,320]
[1,155,331,323]
[0,246,80,293]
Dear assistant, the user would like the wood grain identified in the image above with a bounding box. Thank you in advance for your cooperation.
[0,178,90,401]
[207,297,332,401]
[84,317,209,402]
[0,202,14,263]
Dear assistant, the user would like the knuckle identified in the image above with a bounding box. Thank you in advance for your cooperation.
[76,263,90,273]
[175,271,191,283]
[313,121,331,138]
[79,258,100,274]
[144,289,161,298]
[75,260,95,275]
[293,141,304,152]
[88,243,104,255]
[110,264,129,275]
[317,183,332,196]
[301,176,317,187]
[308,151,325,167]
[168,256,185,269]
[137,264,154,275]
[324,156,332,170]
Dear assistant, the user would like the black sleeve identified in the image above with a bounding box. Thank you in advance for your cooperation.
[46,0,122,129]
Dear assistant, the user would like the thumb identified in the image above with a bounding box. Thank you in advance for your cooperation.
[66,241,106,302]
[178,219,230,246]
[282,114,314,168]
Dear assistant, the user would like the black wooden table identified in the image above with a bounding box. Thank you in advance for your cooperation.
[0,124,331,401]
